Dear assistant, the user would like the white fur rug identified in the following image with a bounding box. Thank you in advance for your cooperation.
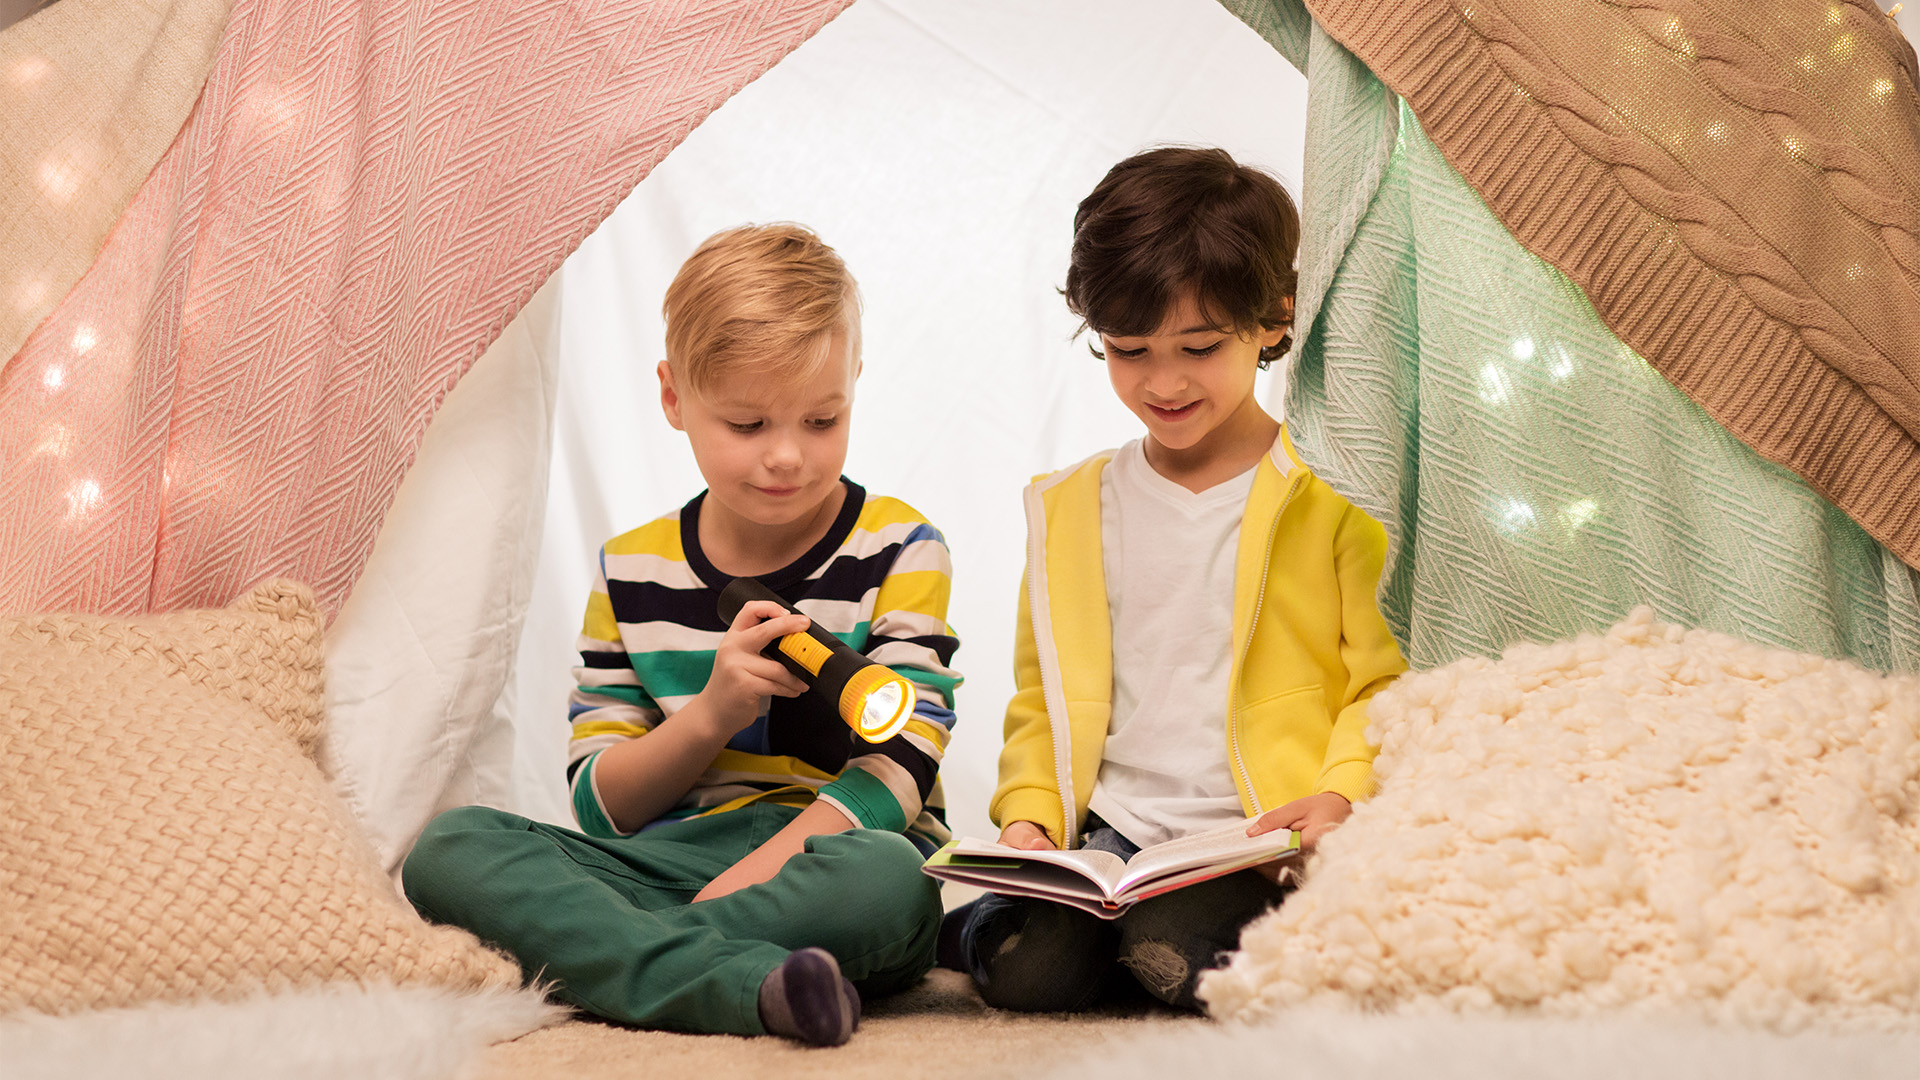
[1051,1008,1920,1080]
[1203,608,1920,1030]
[0,983,560,1080]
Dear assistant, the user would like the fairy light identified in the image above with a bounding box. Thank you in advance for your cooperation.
[65,479,103,520]
[1660,15,1697,58]
[11,55,49,85]
[34,425,71,457]
[1495,498,1538,535]
[1479,362,1514,405]
[71,325,96,354]
[1563,498,1601,532]
[1548,345,1575,382]
[15,277,48,312]
[39,156,79,202]
[43,365,64,391]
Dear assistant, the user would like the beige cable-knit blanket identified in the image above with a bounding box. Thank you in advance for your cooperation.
[1298,0,1920,567]
[1204,608,1920,1031]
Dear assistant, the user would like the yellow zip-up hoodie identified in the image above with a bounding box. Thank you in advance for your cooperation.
[989,427,1408,849]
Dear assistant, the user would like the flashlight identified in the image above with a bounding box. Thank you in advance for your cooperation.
[716,577,917,743]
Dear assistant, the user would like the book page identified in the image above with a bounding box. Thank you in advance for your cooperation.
[1112,818,1297,894]
[949,838,1129,893]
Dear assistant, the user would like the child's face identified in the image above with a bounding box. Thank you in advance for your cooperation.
[1098,291,1288,455]
[659,332,857,528]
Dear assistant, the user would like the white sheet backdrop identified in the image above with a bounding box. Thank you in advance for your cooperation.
[502,0,1309,841]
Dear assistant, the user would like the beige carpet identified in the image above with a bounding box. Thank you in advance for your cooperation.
[478,969,1196,1080]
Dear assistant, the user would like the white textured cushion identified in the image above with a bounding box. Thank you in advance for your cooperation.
[1204,608,1920,1031]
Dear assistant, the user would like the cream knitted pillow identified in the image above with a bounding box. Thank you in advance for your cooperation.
[0,580,518,1015]
[1202,608,1920,1032]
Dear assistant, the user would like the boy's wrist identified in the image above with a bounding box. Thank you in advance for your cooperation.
[676,693,748,743]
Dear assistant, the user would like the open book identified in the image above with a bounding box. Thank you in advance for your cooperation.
[922,817,1300,919]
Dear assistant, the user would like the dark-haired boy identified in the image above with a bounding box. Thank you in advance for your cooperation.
[949,147,1407,1013]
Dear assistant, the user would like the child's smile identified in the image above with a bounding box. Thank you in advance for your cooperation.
[1146,399,1202,422]
[1098,290,1287,490]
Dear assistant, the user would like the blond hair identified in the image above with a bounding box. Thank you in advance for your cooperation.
[662,223,862,395]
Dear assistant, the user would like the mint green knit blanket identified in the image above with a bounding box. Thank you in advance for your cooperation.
[1223,0,1920,672]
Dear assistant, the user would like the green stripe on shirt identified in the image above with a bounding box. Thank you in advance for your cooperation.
[818,768,909,833]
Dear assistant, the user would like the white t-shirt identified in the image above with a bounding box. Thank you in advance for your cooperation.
[1085,438,1257,849]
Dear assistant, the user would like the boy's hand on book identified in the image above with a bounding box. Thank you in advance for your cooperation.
[1247,792,1351,854]
[697,600,812,735]
[997,820,1056,850]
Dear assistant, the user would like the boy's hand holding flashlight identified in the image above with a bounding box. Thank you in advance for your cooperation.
[715,578,918,742]
[696,601,812,737]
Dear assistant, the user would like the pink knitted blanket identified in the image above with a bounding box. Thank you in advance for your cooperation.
[0,0,851,619]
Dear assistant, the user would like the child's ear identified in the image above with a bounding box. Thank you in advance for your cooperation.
[658,360,687,431]
[1259,296,1297,350]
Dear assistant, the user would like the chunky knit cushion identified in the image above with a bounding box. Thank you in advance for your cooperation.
[0,580,519,1015]
[1202,608,1920,1032]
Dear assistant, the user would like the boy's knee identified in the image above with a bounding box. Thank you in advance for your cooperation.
[811,830,938,901]
[401,804,524,911]
[968,898,1113,1013]
[872,832,941,900]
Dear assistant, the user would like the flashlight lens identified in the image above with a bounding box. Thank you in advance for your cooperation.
[858,680,909,740]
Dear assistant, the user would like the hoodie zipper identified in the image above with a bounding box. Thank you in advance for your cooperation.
[1025,482,1079,849]
[1229,471,1302,816]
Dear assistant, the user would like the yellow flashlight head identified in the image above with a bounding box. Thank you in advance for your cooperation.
[839,665,915,742]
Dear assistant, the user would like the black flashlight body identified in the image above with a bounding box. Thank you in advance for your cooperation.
[715,577,860,685]
[716,577,912,742]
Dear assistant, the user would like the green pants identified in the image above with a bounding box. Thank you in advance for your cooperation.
[400,802,942,1034]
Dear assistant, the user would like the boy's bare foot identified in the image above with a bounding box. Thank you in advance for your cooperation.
[758,947,860,1046]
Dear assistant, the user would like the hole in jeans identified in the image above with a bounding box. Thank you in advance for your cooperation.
[1121,939,1188,996]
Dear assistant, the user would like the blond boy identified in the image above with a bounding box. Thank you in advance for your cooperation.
[404,225,961,1045]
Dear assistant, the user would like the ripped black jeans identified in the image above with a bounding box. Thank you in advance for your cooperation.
[953,820,1292,1013]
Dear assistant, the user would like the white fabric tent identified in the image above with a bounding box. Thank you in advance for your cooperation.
[325,0,1309,872]
[521,0,1310,842]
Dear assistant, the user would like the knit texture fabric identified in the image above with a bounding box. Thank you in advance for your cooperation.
[0,0,231,368]
[1301,0,1920,568]
[0,580,518,1015]
[1203,608,1920,1031]
[1221,1,1920,673]
[0,0,852,622]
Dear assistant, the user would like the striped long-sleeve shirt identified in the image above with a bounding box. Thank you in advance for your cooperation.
[567,480,962,853]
